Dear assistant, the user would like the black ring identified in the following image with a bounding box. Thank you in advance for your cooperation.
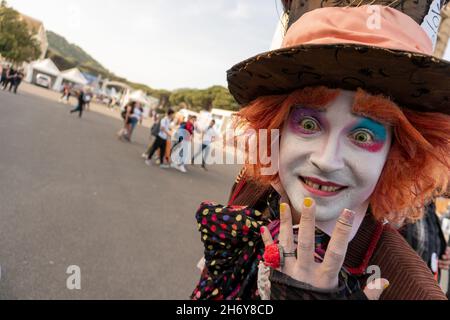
[283,252,297,258]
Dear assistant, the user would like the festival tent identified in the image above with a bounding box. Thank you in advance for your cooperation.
[53,68,88,91]
[126,90,156,106]
[25,58,60,87]
[125,90,159,117]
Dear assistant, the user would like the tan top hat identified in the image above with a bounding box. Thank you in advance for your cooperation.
[227,2,450,115]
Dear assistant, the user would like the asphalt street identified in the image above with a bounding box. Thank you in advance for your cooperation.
[0,86,241,299]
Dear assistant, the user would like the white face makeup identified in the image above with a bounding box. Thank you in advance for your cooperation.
[278,90,392,234]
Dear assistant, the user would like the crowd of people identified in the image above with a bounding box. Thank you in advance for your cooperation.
[0,64,24,94]
[115,103,220,174]
[143,109,218,173]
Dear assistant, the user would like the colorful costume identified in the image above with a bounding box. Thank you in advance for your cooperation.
[193,1,450,300]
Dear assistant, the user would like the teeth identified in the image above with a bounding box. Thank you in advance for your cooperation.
[303,179,342,193]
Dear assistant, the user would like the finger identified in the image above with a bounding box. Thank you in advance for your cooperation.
[296,198,316,269]
[278,203,295,251]
[271,179,289,203]
[261,227,274,247]
[322,209,355,278]
[364,279,390,301]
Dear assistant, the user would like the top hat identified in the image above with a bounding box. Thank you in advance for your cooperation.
[227,3,450,115]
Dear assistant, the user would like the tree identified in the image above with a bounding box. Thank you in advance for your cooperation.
[0,1,41,63]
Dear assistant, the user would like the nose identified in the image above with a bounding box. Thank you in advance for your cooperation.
[309,135,345,173]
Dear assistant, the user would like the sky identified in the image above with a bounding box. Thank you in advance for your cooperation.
[8,0,282,90]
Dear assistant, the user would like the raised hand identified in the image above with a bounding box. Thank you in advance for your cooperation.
[261,198,389,299]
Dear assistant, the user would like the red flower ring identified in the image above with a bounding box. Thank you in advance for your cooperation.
[263,244,283,269]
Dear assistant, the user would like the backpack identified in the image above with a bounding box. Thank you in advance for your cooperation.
[179,121,194,135]
[179,122,187,130]
[151,119,162,137]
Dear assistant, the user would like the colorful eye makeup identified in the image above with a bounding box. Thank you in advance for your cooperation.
[289,107,388,153]
[289,107,325,135]
[348,118,388,153]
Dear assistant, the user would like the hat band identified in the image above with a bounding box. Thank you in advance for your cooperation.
[282,6,434,55]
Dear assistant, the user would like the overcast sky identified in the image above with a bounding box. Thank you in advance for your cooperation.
[8,0,282,90]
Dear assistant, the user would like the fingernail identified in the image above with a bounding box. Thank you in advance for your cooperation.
[280,203,288,215]
[341,209,356,225]
[383,282,390,290]
[303,197,313,208]
[260,227,265,235]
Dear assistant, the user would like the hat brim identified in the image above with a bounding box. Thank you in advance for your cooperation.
[227,44,450,115]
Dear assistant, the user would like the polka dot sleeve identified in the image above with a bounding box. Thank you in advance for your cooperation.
[192,201,267,300]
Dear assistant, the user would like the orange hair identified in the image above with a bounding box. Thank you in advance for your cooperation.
[236,87,450,223]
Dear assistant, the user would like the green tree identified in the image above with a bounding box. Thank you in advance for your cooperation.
[0,1,41,63]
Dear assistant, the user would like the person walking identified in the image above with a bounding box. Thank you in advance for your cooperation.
[117,102,136,141]
[11,69,24,94]
[84,90,92,111]
[0,64,7,87]
[142,114,162,159]
[171,115,197,173]
[69,89,86,118]
[2,67,15,91]
[192,119,218,171]
[145,109,175,169]
[127,103,144,141]
[60,83,72,104]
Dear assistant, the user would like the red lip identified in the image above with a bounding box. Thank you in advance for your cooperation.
[302,176,346,188]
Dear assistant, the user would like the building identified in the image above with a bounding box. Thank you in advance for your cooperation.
[19,13,48,60]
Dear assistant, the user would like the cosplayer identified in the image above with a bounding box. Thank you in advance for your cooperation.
[192,3,450,300]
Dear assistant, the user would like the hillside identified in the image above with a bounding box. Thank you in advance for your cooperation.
[46,31,109,75]
[45,30,239,111]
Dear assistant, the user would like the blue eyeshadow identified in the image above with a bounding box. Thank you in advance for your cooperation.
[351,118,387,141]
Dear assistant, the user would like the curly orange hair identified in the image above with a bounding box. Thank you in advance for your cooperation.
[236,86,450,223]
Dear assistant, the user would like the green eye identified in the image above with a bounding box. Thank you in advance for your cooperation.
[351,130,373,143]
[299,117,320,133]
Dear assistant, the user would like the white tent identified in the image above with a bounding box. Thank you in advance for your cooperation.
[128,90,158,107]
[53,68,88,91]
[124,90,159,117]
[25,58,60,85]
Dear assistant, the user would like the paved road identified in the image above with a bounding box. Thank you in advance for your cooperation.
[0,85,241,299]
